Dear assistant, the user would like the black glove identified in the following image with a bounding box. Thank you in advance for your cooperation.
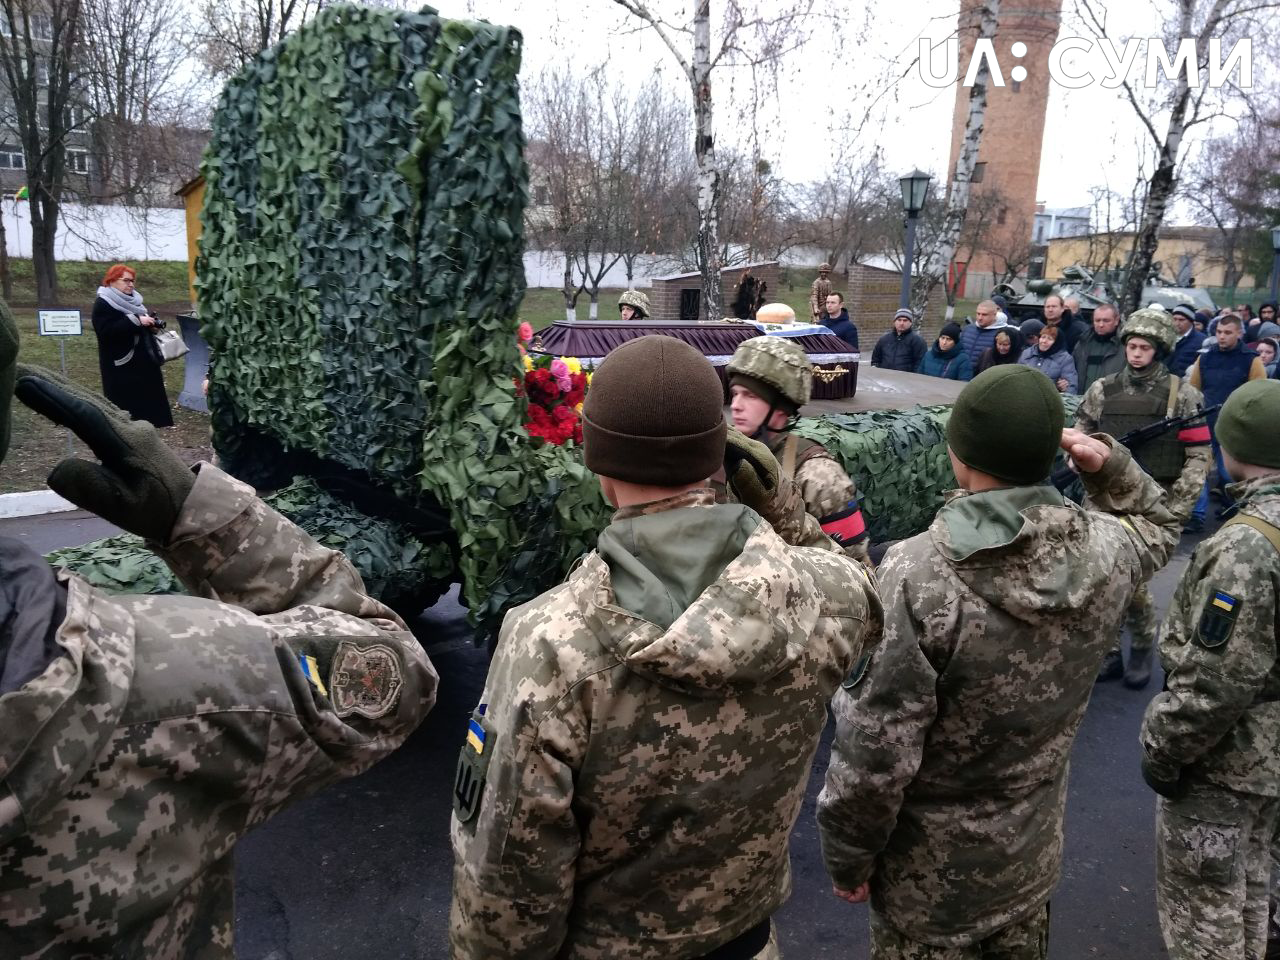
[1141,751,1183,799]
[15,364,195,541]
[724,429,780,514]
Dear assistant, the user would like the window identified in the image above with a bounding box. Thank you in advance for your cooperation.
[66,148,88,174]
[971,162,986,184]
[0,146,23,169]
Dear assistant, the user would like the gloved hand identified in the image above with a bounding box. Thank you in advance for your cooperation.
[723,429,780,514]
[15,364,195,542]
[1141,750,1183,799]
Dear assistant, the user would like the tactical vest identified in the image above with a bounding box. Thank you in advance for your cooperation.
[769,432,828,480]
[1098,372,1185,482]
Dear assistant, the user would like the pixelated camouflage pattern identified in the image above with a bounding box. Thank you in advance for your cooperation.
[809,273,832,320]
[1074,366,1211,522]
[1141,477,1280,797]
[450,488,881,959]
[869,902,1049,959]
[1123,581,1159,652]
[785,444,871,567]
[817,441,1178,946]
[1156,780,1280,960]
[0,464,437,957]
[1120,308,1177,354]
[727,337,813,409]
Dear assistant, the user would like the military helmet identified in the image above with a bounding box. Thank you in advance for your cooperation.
[1120,307,1176,354]
[818,262,832,273]
[617,289,650,319]
[727,336,813,409]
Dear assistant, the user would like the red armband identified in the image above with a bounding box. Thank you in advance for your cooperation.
[821,502,868,544]
[1178,425,1211,444]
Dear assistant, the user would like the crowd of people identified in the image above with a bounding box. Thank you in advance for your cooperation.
[5,275,1280,960]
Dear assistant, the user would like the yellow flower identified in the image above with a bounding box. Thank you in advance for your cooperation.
[563,356,582,375]
[575,402,583,413]
[522,354,533,372]
[586,371,593,386]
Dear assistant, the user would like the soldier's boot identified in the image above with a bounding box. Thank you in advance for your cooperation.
[1123,646,1152,689]
[1096,649,1123,683]
[1123,584,1158,689]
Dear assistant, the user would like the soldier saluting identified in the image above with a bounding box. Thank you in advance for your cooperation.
[0,305,436,955]
[818,364,1179,959]
[1141,379,1280,960]
[725,335,873,568]
[1073,307,1211,688]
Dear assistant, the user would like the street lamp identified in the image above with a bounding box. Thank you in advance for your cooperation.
[899,169,932,310]
[1270,225,1280,303]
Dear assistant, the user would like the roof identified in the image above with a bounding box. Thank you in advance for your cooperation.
[176,175,205,198]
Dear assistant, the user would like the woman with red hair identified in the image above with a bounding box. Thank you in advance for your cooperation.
[91,263,172,426]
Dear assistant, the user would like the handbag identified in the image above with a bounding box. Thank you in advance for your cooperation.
[152,328,189,364]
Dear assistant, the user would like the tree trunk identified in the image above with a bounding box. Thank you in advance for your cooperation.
[0,206,11,302]
[562,252,576,322]
[934,0,1000,324]
[692,0,720,322]
[1121,104,1190,314]
[29,195,59,304]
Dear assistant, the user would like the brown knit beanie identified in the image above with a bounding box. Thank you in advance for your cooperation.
[582,335,727,485]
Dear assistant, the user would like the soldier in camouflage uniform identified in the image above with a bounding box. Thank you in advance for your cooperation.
[618,288,650,321]
[1074,307,1211,688]
[817,365,1180,959]
[1140,379,1280,960]
[809,263,833,321]
[450,335,882,960]
[725,336,873,567]
[0,309,436,957]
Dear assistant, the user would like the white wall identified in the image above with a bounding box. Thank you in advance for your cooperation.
[4,201,187,261]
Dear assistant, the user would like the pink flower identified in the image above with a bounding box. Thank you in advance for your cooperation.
[556,376,573,393]
[518,322,534,343]
[549,357,569,379]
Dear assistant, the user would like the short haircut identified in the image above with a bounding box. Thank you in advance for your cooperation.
[1218,314,1242,329]
[1038,325,1060,342]
[977,299,997,312]
[827,291,845,303]
[1044,293,1064,308]
[1093,302,1119,320]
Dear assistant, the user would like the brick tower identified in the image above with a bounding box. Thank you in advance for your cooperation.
[946,0,1062,290]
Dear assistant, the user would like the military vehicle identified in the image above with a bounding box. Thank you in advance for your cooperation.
[994,264,1216,323]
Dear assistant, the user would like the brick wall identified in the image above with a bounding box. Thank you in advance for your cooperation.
[649,261,780,323]
[847,264,947,347]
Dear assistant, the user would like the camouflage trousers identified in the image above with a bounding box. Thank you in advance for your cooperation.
[1103,579,1158,658]
[1156,779,1280,960]
[868,904,1049,959]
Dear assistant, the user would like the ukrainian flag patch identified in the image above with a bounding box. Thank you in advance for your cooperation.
[1198,589,1242,649]
[299,653,328,696]
[466,718,487,754]
[454,705,494,824]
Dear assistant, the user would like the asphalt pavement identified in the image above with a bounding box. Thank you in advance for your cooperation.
[2,507,1215,960]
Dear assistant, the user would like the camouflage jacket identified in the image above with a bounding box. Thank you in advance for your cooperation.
[1074,365,1211,520]
[817,442,1178,946]
[0,464,437,958]
[1141,476,1280,796]
[450,488,882,959]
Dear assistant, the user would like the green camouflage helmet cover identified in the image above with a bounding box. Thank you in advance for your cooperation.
[1120,307,1176,354]
[727,336,813,408]
[617,289,650,318]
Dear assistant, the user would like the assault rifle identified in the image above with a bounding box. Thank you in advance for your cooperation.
[1051,404,1221,493]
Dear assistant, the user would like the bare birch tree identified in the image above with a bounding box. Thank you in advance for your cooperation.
[1074,0,1280,313]
[196,0,332,79]
[929,0,999,323]
[609,0,832,321]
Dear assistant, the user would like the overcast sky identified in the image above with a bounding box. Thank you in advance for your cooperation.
[444,0,1262,220]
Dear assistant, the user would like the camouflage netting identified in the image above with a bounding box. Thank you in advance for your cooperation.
[194,4,608,632]
[46,477,456,612]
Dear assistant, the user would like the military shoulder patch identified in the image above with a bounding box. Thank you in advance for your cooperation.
[1196,590,1242,650]
[454,704,494,824]
[328,641,404,719]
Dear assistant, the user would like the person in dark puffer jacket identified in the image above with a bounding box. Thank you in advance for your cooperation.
[871,309,927,373]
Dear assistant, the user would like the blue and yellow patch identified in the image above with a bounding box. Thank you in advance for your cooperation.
[454,704,494,824]
[1198,589,1242,649]
[299,653,328,696]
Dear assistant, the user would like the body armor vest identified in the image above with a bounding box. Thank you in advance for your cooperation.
[769,433,827,479]
[1098,373,1184,482]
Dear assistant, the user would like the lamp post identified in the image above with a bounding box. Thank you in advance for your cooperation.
[1270,225,1280,304]
[899,169,932,310]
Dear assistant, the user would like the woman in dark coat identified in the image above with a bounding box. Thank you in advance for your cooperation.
[975,327,1023,374]
[92,263,172,427]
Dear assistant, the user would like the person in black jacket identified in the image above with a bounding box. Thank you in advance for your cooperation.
[91,263,172,427]
[819,292,859,350]
[870,309,926,372]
